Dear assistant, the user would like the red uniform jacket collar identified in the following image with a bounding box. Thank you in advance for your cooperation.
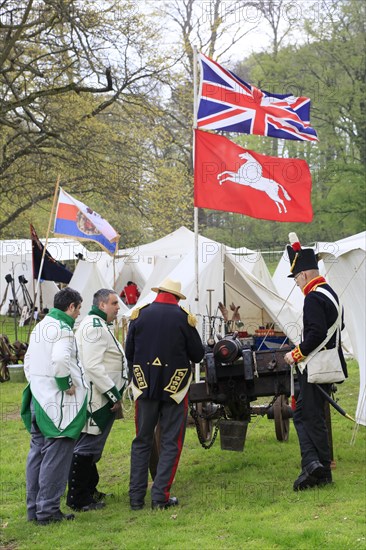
[154,292,179,305]
[303,275,327,296]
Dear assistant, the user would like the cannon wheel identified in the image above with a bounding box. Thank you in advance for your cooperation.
[273,395,290,442]
[196,403,213,442]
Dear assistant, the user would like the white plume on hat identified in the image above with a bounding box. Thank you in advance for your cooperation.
[289,232,301,250]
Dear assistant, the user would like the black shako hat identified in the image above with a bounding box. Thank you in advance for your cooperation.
[286,232,318,278]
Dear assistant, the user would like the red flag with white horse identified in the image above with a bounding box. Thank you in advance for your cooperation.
[194,129,313,222]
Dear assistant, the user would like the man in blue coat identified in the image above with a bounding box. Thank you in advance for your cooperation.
[125,278,204,510]
[284,233,347,491]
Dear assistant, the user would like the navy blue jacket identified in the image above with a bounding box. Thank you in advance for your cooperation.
[125,302,204,401]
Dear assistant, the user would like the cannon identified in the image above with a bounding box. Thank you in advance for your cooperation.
[188,332,296,452]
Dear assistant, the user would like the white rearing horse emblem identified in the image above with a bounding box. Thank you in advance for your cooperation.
[217,152,291,214]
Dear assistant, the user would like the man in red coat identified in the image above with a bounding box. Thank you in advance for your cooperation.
[120,281,140,307]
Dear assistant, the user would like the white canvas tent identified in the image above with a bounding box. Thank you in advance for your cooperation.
[316,232,366,426]
[104,227,226,331]
[138,257,182,302]
[68,260,130,325]
[119,227,301,346]
[120,226,200,259]
[134,247,224,335]
[0,238,89,262]
[84,251,154,294]
[95,227,280,333]
[224,252,301,343]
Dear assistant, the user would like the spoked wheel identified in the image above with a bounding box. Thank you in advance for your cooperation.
[196,402,214,442]
[273,395,291,441]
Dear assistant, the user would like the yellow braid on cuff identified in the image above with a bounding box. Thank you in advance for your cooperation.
[292,346,305,362]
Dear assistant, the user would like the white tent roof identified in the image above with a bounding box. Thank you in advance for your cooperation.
[138,257,182,302]
[227,247,276,291]
[120,226,203,259]
[317,231,366,257]
[116,226,263,282]
[87,251,153,294]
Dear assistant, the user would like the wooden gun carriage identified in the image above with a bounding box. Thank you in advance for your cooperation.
[149,332,297,477]
[188,333,295,451]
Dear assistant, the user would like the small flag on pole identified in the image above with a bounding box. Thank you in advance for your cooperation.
[30,224,73,283]
[54,188,120,255]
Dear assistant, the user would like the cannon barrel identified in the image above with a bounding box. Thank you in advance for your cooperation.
[190,334,293,404]
[189,333,295,451]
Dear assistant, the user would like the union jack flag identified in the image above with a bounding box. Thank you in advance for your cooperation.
[197,53,318,142]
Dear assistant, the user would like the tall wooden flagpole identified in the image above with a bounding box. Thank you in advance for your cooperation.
[193,46,201,383]
[193,45,199,306]
[35,175,61,298]
[27,175,60,341]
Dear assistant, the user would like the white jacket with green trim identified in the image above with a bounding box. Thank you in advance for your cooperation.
[22,308,88,439]
[76,309,128,435]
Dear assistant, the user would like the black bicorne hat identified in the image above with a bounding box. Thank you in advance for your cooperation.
[286,232,318,278]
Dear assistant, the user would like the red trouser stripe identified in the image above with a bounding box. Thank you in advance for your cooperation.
[164,395,188,500]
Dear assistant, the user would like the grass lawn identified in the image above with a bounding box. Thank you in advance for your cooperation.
[0,359,365,549]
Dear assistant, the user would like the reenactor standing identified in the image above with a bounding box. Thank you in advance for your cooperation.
[126,278,204,510]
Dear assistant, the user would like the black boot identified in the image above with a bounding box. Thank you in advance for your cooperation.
[67,454,105,512]
[317,465,333,486]
[90,462,101,500]
[90,462,112,502]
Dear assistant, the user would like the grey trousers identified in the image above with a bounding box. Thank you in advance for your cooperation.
[129,396,188,504]
[26,412,75,520]
[73,413,115,462]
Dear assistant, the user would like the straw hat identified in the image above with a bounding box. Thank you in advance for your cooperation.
[151,278,186,300]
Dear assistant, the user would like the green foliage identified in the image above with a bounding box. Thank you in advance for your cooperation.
[0,361,365,548]
[0,0,168,241]
[0,0,364,249]
[203,0,365,248]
